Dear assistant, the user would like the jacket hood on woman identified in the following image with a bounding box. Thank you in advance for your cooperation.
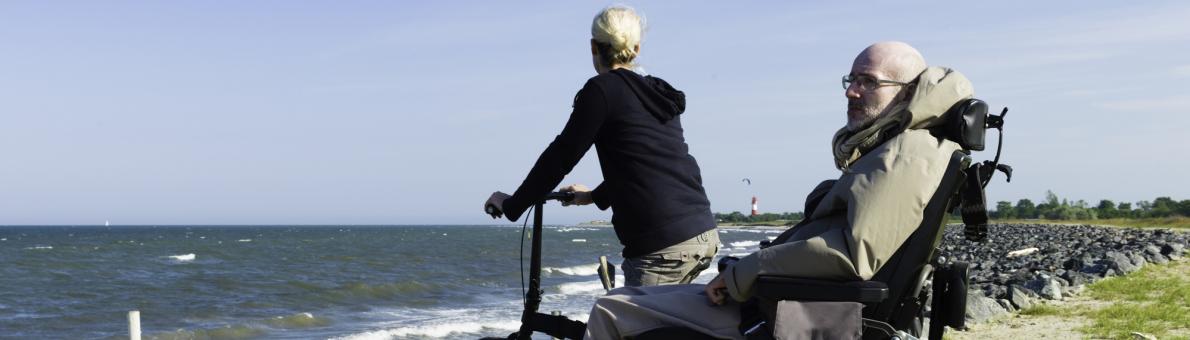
[610,68,687,122]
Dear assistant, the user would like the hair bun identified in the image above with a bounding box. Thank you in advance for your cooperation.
[591,5,643,67]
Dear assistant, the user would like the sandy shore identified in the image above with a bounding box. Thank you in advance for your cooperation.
[944,297,1097,339]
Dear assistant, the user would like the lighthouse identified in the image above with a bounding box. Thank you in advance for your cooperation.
[751,196,759,216]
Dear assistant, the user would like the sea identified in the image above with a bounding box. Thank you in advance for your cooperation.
[0,225,779,339]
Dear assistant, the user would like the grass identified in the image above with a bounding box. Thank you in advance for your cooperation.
[988,216,1190,229]
[1077,260,1190,339]
[1024,260,1190,339]
[1017,304,1066,316]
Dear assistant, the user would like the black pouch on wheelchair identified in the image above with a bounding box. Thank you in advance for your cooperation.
[945,99,988,151]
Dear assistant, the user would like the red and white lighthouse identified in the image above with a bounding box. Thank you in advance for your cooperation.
[751,196,759,216]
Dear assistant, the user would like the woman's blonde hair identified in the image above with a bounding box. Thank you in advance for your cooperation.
[591,5,644,68]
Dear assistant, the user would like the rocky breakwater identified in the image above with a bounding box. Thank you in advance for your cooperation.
[936,223,1188,324]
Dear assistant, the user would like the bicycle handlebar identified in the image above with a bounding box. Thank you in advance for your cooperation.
[486,192,576,218]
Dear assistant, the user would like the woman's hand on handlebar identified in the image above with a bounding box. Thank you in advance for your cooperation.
[559,184,593,206]
[484,191,510,219]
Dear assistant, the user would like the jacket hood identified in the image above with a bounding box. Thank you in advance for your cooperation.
[831,66,974,170]
[611,68,686,122]
[902,66,975,130]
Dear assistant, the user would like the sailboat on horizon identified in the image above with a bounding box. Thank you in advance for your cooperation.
[105,220,110,227]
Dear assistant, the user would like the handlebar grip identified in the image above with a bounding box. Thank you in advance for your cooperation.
[485,203,503,219]
[545,192,576,203]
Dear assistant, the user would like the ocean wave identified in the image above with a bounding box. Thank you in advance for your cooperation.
[543,263,598,276]
[238,239,253,242]
[146,324,266,339]
[721,229,765,233]
[557,227,598,232]
[767,236,777,240]
[571,239,587,243]
[729,252,751,257]
[555,280,605,295]
[334,319,521,340]
[169,253,196,262]
[730,241,760,248]
[264,312,332,329]
[297,281,443,303]
[24,246,52,250]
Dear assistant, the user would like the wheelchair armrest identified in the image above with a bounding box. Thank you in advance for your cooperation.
[754,276,889,303]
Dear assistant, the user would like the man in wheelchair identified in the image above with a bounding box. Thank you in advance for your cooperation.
[584,41,979,340]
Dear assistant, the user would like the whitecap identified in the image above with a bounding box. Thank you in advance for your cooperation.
[544,263,599,276]
[767,236,777,240]
[556,280,605,295]
[730,240,760,248]
[729,252,751,257]
[25,246,52,250]
[722,229,767,233]
[571,239,586,243]
[557,227,598,232]
[238,239,252,242]
[169,253,196,261]
[333,319,521,340]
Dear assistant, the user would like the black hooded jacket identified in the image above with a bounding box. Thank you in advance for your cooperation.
[501,68,715,258]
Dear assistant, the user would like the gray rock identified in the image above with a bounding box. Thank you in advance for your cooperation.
[997,299,1016,312]
[1162,243,1185,258]
[1026,278,1064,300]
[933,223,1188,321]
[1080,263,1107,275]
[1131,331,1158,340]
[965,292,1008,324]
[1104,251,1140,274]
[1128,252,1148,268]
[1008,285,1035,310]
[1146,252,1169,265]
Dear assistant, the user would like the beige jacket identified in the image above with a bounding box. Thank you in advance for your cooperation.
[724,67,973,301]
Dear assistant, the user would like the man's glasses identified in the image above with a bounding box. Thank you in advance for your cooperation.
[842,74,912,91]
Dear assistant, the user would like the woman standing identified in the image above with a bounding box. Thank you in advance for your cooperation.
[484,5,717,287]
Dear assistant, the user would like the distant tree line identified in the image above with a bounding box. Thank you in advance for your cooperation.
[714,211,804,224]
[714,191,1185,224]
[991,190,1189,220]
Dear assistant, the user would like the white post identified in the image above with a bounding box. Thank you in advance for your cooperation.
[128,310,141,340]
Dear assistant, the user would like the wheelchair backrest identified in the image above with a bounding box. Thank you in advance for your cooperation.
[862,98,993,331]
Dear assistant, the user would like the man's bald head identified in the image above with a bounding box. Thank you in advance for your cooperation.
[853,41,927,83]
[844,41,927,131]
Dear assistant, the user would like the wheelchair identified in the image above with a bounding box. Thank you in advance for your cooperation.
[637,98,1010,340]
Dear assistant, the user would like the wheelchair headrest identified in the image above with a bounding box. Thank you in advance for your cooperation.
[942,98,988,151]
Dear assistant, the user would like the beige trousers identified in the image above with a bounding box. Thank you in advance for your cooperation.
[584,284,743,340]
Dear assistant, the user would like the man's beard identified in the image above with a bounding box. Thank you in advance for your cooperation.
[846,99,885,132]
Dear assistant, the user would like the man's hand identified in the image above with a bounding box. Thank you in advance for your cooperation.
[485,191,511,219]
[559,184,593,206]
[705,274,729,305]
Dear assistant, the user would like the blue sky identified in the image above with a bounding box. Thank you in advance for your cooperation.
[1,1,1187,225]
